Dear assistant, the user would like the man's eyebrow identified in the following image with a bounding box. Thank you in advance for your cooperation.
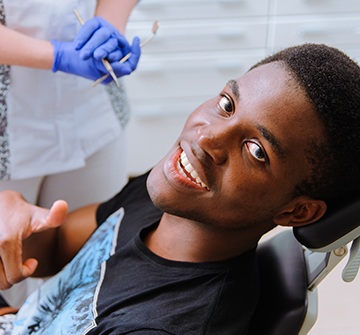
[227,79,240,100]
[256,125,286,159]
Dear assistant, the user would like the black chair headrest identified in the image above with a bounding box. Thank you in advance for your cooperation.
[249,231,308,335]
[293,191,360,252]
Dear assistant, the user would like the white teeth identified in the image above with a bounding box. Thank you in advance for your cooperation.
[181,151,189,166]
[178,151,209,189]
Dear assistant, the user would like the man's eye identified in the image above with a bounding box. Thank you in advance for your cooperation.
[245,141,267,163]
[219,94,234,115]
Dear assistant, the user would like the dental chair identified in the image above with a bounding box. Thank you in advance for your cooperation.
[249,191,360,335]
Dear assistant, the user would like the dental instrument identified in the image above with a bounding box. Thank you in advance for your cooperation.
[92,20,159,87]
[73,8,121,88]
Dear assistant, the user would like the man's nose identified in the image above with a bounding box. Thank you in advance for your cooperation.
[196,125,230,165]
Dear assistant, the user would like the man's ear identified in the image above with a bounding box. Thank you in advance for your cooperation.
[273,197,327,227]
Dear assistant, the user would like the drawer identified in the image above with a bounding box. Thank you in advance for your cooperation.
[268,15,360,50]
[130,0,270,21]
[128,95,207,119]
[126,18,268,53]
[272,0,360,15]
[124,50,266,105]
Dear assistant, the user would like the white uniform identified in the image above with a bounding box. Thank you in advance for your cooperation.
[2,0,126,180]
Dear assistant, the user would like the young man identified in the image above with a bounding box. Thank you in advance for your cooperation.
[0,43,359,334]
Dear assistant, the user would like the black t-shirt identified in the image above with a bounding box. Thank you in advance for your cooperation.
[91,172,260,335]
[12,172,259,335]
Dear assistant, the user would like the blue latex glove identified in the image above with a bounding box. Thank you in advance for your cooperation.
[51,37,141,83]
[74,17,130,62]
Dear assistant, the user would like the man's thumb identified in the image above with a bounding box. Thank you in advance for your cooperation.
[45,200,68,229]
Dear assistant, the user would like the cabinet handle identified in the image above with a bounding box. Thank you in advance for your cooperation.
[300,25,359,37]
[216,60,242,71]
[217,28,244,38]
[138,64,163,75]
[135,109,163,118]
[218,0,246,4]
[300,25,327,36]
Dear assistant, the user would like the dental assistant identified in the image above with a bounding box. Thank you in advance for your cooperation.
[0,0,139,307]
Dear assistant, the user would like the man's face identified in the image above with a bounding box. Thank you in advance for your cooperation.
[147,62,326,232]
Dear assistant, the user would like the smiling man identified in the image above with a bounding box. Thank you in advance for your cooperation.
[0,43,359,335]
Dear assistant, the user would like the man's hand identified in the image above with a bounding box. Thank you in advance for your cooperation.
[0,191,68,289]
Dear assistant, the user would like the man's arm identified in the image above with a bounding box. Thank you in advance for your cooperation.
[0,191,98,289]
[52,203,99,274]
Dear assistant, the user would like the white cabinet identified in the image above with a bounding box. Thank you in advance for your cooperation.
[126,49,266,115]
[129,0,270,21]
[272,0,360,15]
[269,0,360,58]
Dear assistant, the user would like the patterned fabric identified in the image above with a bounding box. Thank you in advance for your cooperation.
[105,80,131,129]
[0,314,15,334]
[0,0,10,179]
[11,210,124,335]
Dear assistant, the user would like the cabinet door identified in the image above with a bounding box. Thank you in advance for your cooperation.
[125,50,266,117]
[272,0,360,15]
[269,15,360,53]
[127,18,268,54]
[129,0,270,21]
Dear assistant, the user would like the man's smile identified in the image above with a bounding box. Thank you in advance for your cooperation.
[177,150,209,190]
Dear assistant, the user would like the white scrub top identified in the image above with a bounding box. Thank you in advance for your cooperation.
[1,0,126,180]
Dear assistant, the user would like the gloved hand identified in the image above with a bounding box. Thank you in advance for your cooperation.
[51,36,141,83]
[74,16,131,62]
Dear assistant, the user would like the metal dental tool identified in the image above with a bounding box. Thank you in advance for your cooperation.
[73,8,121,88]
[92,20,159,87]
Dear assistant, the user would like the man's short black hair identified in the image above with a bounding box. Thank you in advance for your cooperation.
[251,43,360,201]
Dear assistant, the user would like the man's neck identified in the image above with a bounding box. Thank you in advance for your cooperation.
[143,213,264,263]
